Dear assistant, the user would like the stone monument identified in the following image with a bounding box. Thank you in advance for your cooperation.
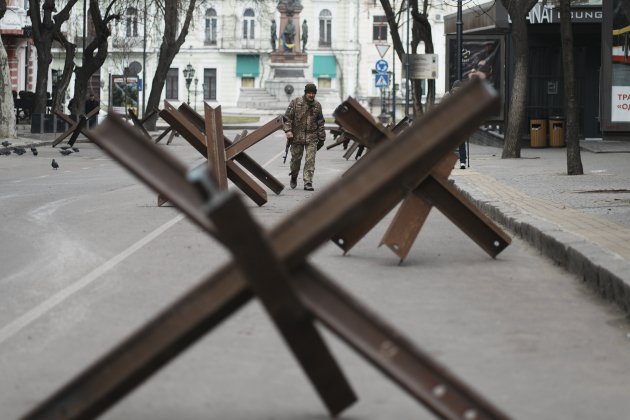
[266,0,309,102]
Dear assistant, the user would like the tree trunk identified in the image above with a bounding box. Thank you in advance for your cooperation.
[0,29,17,138]
[33,37,53,114]
[29,0,79,114]
[52,34,76,113]
[70,0,120,116]
[144,0,197,130]
[501,0,538,159]
[560,0,583,175]
[144,44,176,129]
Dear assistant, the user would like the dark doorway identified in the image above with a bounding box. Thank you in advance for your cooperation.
[527,24,601,138]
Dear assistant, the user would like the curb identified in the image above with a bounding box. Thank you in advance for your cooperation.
[454,182,630,316]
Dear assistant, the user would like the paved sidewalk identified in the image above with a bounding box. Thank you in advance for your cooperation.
[451,144,630,314]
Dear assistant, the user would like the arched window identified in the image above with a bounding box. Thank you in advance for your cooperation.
[319,9,332,47]
[243,8,255,40]
[126,7,138,37]
[205,8,217,45]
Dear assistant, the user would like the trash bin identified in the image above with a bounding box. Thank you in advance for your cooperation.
[548,116,565,147]
[530,119,547,148]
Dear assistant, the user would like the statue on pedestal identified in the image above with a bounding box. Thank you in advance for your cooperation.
[280,0,302,16]
[270,19,277,51]
[301,19,308,51]
[282,19,296,52]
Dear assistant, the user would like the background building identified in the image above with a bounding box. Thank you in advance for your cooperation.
[41,0,454,117]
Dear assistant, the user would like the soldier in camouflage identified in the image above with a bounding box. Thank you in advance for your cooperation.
[283,83,326,191]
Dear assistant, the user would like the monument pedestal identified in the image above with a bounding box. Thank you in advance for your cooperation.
[266,55,309,102]
[264,1,310,104]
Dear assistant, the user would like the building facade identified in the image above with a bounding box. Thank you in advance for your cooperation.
[47,0,453,116]
[444,0,629,141]
[0,0,33,96]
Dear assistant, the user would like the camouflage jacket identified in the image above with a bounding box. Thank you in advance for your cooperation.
[283,95,326,145]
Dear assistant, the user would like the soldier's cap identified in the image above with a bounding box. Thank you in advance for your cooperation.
[304,83,317,93]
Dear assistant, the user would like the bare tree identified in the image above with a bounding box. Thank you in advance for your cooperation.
[50,33,75,113]
[0,0,17,138]
[70,0,121,115]
[144,0,198,130]
[379,0,436,116]
[29,0,80,115]
[411,1,436,112]
[500,0,538,158]
[559,0,583,175]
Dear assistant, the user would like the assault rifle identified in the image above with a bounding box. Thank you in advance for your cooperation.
[283,138,291,163]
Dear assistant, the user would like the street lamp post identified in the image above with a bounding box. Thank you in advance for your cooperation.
[193,77,199,111]
[183,63,195,105]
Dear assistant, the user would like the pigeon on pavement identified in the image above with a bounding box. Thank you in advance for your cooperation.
[51,159,59,169]
[31,147,38,156]
[1,141,11,147]
[0,149,10,156]
[72,147,79,153]
[59,149,73,156]
[13,147,26,155]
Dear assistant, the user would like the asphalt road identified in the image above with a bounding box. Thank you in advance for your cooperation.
[1,134,630,419]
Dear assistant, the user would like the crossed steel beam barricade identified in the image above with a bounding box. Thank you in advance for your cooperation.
[330,117,410,161]
[51,108,100,148]
[157,101,284,207]
[327,127,351,150]
[330,97,511,262]
[127,107,158,141]
[22,80,510,420]
[153,124,178,145]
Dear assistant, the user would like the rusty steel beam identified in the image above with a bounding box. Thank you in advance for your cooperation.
[160,102,268,206]
[294,263,509,420]
[342,141,359,160]
[23,79,506,420]
[388,174,512,259]
[225,161,268,206]
[224,116,284,160]
[333,96,510,261]
[153,126,172,144]
[178,103,284,194]
[326,131,348,150]
[225,136,285,195]
[379,155,457,261]
[51,107,100,147]
[205,188,357,416]
[334,97,394,148]
[204,104,228,189]
[175,102,284,195]
[127,108,156,140]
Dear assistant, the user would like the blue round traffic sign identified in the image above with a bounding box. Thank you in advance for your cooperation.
[375,59,388,72]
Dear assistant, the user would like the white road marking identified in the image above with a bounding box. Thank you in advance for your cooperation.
[1,149,282,343]
[0,214,184,344]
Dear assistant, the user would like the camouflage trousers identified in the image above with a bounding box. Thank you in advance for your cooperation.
[289,142,317,184]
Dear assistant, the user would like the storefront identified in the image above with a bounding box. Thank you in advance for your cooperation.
[601,0,630,137]
[445,1,629,141]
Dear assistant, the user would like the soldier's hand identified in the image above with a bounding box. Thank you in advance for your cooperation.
[286,131,293,140]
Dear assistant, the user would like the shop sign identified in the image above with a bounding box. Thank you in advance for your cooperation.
[526,5,602,24]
